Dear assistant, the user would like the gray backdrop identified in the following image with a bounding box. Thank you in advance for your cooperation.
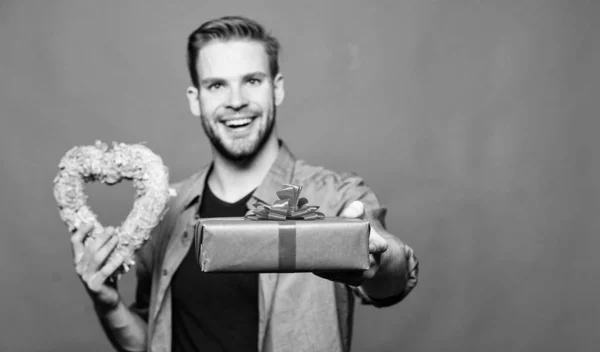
[1,1,599,351]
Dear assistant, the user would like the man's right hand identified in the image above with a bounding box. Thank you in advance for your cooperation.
[71,223,125,314]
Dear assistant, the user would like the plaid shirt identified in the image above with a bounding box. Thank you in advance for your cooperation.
[129,141,418,352]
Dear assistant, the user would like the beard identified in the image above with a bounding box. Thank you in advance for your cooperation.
[201,104,277,163]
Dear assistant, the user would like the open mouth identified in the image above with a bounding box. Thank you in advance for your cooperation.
[222,116,257,129]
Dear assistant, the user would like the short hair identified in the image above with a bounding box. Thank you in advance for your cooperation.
[186,15,281,88]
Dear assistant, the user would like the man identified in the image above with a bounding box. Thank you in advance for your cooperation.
[71,16,418,352]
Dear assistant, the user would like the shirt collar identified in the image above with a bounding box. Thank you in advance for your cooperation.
[181,140,296,212]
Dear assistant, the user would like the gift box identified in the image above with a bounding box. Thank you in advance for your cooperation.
[192,184,370,273]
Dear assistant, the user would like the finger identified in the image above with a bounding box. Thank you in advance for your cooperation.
[340,201,365,219]
[363,256,380,280]
[90,235,120,271]
[104,226,115,236]
[88,254,125,292]
[80,234,118,275]
[71,223,94,263]
[77,229,115,274]
[369,228,388,254]
[85,229,114,254]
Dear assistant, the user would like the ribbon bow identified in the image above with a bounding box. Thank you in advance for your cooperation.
[245,184,325,221]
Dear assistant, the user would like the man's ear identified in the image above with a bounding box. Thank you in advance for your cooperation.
[273,73,285,106]
[186,86,201,117]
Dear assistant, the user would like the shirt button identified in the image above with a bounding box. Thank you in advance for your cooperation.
[162,269,168,276]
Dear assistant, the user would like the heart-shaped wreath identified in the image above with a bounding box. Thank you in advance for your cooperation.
[53,140,176,277]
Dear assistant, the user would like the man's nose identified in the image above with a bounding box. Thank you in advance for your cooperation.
[226,86,248,110]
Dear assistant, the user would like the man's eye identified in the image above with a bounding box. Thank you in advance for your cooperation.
[208,83,222,91]
[248,78,261,85]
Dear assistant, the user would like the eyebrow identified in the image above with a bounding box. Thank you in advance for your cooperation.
[200,72,268,86]
[243,72,268,80]
[200,77,226,86]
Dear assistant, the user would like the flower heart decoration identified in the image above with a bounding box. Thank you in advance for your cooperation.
[53,140,176,278]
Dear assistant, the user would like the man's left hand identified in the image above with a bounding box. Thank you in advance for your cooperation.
[314,201,388,286]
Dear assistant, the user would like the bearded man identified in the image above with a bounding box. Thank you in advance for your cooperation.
[71,15,419,352]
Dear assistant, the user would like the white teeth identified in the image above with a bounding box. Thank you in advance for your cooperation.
[224,118,253,127]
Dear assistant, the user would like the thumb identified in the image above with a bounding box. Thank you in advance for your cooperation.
[369,229,388,254]
[341,201,365,219]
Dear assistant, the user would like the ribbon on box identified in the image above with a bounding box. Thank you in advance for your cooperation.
[245,184,325,221]
[245,184,324,271]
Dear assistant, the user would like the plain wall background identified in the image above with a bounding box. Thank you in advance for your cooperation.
[1,1,599,351]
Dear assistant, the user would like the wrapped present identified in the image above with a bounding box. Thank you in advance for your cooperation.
[193,184,370,272]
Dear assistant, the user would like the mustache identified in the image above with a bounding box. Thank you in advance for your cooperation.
[218,107,262,119]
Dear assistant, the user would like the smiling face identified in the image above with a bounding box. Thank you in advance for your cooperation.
[187,40,284,162]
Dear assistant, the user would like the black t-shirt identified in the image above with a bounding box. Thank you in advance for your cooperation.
[171,183,258,352]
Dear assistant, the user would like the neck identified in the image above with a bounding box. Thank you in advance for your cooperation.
[208,135,280,203]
